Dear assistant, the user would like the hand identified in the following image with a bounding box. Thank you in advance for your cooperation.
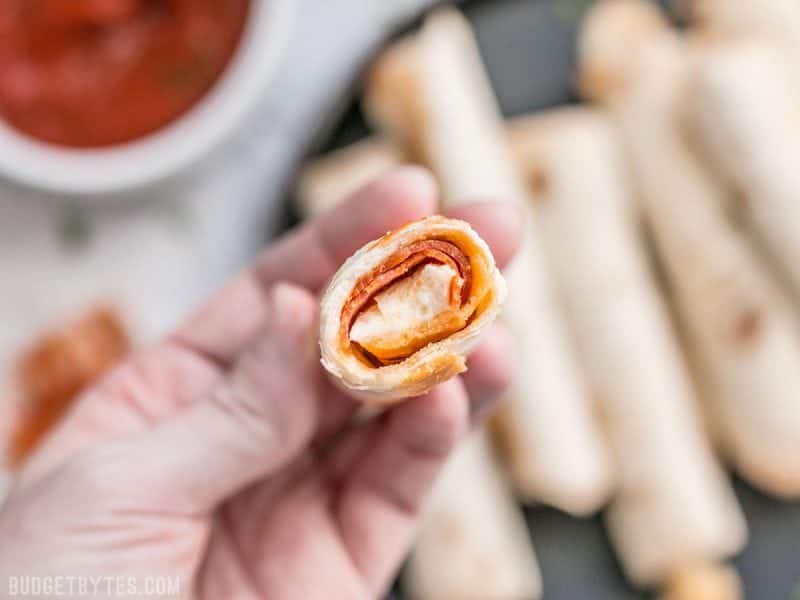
[0,168,521,600]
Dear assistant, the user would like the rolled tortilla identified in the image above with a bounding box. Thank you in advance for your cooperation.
[688,39,800,298]
[319,215,506,404]
[295,138,404,219]
[364,37,429,166]
[513,103,746,587]
[580,0,800,499]
[403,430,542,600]
[366,7,615,515]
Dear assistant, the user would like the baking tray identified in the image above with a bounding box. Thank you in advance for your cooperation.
[300,1,800,598]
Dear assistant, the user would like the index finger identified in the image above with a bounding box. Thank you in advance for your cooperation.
[175,170,524,367]
[175,167,437,364]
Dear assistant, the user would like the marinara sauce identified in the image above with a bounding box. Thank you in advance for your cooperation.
[0,0,249,148]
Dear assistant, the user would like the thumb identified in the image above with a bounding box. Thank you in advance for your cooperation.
[130,283,321,513]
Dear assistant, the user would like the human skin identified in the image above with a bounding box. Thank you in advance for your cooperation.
[0,167,520,600]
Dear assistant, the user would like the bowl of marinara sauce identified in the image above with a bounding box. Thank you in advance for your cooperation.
[0,0,292,196]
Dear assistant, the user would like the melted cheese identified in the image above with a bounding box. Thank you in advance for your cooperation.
[350,263,465,361]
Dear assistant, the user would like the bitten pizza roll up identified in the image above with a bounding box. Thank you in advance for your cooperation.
[319,216,506,404]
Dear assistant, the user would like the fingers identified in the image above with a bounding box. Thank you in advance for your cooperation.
[131,284,324,514]
[172,171,523,370]
[16,343,224,491]
[333,379,470,595]
[324,323,513,486]
[461,323,515,422]
[324,322,513,594]
[445,200,523,270]
[175,166,437,365]
[324,324,512,593]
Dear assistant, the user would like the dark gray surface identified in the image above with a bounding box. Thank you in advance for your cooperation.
[315,1,800,598]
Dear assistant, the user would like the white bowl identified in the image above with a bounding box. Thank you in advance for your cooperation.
[0,0,294,197]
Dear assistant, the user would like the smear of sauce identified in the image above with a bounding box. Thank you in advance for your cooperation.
[9,307,129,466]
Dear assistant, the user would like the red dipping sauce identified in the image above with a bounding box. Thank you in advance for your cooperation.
[0,0,250,148]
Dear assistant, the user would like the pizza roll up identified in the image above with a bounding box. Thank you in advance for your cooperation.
[319,216,506,404]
